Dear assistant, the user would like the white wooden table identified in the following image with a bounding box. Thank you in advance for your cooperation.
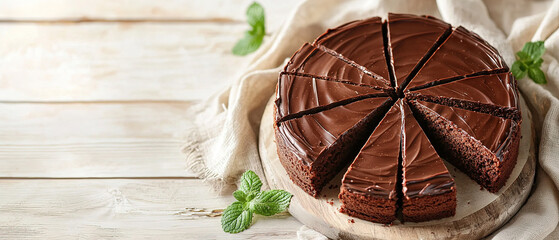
[0,1,304,239]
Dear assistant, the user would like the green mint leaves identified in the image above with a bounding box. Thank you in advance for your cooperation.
[232,2,266,56]
[239,170,262,194]
[250,189,293,216]
[221,170,293,233]
[221,202,253,234]
[512,41,547,84]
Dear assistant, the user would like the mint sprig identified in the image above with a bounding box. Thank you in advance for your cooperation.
[239,170,262,194]
[221,170,293,233]
[232,2,266,56]
[251,189,293,216]
[221,202,253,233]
[512,41,547,84]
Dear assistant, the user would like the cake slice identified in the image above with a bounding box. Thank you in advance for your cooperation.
[408,100,520,192]
[313,17,391,85]
[275,73,386,121]
[406,72,520,120]
[386,13,451,88]
[275,97,393,196]
[339,100,402,223]
[284,43,391,89]
[404,26,507,91]
[401,101,456,222]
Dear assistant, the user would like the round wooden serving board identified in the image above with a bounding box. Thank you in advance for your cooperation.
[259,96,536,240]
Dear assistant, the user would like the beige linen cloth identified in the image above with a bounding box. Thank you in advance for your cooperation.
[184,0,559,238]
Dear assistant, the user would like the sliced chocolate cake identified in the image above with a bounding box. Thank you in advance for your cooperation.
[314,17,391,84]
[408,100,520,192]
[386,13,451,87]
[285,43,391,89]
[274,13,521,223]
[404,26,508,91]
[275,97,392,196]
[275,73,386,122]
[406,72,520,120]
[401,101,456,222]
[339,100,402,224]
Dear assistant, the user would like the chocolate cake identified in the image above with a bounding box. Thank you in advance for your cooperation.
[403,26,508,91]
[406,72,520,120]
[275,97,393,196]
[386,13,451,87]
[273,13,521,223]
[401,101,456,222]
[284,43,391,89]
[339,100,402,224]
[275,73,386,122]
[313,17,390,84]
[408,100,520,193]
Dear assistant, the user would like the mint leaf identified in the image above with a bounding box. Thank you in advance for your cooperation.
[511,61,526,79]
[513,41,547,84]
[233,190,247,202]
[528,67,547,84]
[533,58,543,68]
[232,33,264,56]
[251,190,293,216]
[232,2,266,56]
[246,2,265,28]
[516,51,530,61]
[221,202,253,233]
[221,170,292,233]
[239,170,263,195]
[522,41,545,60]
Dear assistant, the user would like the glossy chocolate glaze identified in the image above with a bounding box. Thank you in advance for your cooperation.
[342,100,401,199]
[276,97,390,165]
[275,13,520,220]
[405,26,507,90]
[408,72,518,109]
[416,100,514,159]
[275,73,384,121]
[285,43,391,89]
[401,102,455,198]
[314,17,391,85]
[387,13,450,87]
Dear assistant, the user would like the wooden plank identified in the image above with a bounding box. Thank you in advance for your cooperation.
[0,179,302,239]
[0,23,258,101]
[0,0,300,31]
[0,102,197,178]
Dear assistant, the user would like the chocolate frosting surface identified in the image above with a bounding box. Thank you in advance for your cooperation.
[285,43,391,89]
[275,13,520,211]
[276,97,389,165]
[416,100,514,159]
[406,26,507,90]
[275,73,384,120]
[342,100,401,199]
[387,13,450,87]
[409,72,518,108]
[401,102,455,198]
[314,17,390,84]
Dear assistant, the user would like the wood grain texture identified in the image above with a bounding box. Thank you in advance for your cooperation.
[0,0,300,31]
[0,1,304,238]
[0,179,303,239]
[0,0,301,102]
[0,23,247,101]
[0,102,195,178]
[259,96,536,239]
